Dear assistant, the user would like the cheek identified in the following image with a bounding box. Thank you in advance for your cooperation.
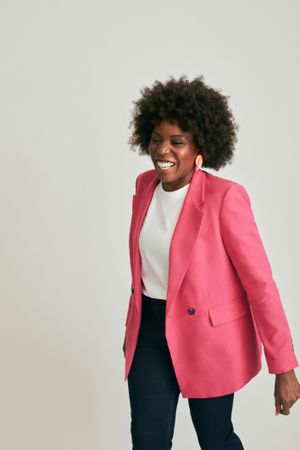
[148,145,155,156]
[179,153,196,167]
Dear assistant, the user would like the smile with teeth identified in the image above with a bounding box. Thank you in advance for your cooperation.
[156,160,176,169]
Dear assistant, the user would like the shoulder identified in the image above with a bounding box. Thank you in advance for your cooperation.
[205,170,243,189]
[134,169,157,193]
[204,170,251,206]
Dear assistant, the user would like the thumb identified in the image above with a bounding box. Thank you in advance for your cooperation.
[275,399,282,416]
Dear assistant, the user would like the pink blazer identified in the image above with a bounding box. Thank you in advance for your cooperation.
[124,167,299,398]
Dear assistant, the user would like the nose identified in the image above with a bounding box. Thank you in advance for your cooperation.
[158,144,172,154]
[156,149,172,161]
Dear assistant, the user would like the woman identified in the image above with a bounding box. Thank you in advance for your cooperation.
[122,74,300,449]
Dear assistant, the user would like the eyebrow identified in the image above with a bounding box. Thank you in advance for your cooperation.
[152,131,187,138]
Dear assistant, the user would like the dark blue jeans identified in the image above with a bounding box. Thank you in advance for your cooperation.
[127,293,245,450]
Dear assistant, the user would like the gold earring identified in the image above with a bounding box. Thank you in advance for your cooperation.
[195,154,203,170]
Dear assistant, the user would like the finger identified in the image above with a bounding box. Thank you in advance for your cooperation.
[275,398,281,416]
[280,402,290,415]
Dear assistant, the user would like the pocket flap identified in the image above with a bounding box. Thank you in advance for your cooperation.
[208,294,251,326]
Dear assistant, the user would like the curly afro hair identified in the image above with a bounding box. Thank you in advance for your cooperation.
[127,74,239,171]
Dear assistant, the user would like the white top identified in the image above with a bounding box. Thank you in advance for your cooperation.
[139,180,190,300]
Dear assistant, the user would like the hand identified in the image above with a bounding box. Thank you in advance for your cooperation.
[274,369,300,415]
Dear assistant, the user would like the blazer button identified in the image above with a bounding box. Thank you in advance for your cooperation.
[188,307,195,315]
[131,287,134,294]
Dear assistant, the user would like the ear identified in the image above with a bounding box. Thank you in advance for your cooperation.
[195,153,204,168]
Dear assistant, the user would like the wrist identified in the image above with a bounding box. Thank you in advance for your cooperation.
[275,369,294,376]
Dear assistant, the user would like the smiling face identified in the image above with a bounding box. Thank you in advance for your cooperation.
[148,119,199,192]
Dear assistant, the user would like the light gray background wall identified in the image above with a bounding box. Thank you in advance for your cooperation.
[0,0,299,449]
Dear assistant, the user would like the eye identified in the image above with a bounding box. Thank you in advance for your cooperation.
[150,137,185,145]
[151,137,161,144]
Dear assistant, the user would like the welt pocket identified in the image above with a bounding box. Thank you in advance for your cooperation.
[208,294,251,326]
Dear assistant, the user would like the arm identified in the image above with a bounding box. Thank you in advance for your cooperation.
[220,183,299,374]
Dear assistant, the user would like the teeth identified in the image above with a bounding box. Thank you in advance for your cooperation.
[157,160,175,168]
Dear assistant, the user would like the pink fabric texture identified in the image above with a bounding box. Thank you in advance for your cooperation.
[124,168,299,398]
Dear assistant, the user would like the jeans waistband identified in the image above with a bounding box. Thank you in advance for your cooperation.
[142,294,167,316]
[142,293,166,303]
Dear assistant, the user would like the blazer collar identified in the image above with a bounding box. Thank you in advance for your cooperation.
[131,168,207,313]
[138,166,205,204]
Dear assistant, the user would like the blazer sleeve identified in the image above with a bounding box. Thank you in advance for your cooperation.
[220,183,299,374]
[129,173,142,294]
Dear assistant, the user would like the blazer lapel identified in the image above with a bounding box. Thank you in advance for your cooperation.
[131,168,206,315]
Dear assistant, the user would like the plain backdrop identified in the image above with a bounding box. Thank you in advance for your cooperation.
[0,0,299,449]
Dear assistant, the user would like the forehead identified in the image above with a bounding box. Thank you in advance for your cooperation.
[152,119,191,137]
